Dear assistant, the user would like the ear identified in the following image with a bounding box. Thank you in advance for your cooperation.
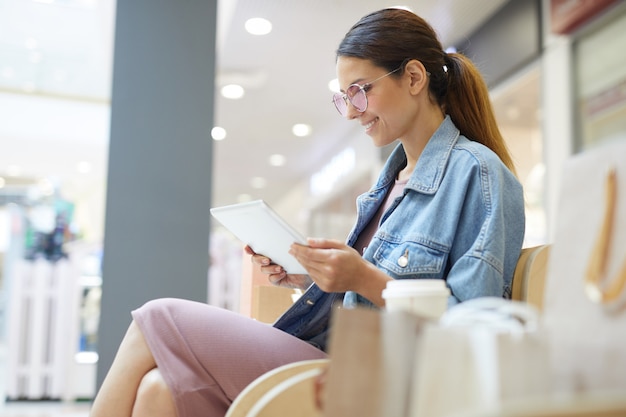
[404,59,429,95]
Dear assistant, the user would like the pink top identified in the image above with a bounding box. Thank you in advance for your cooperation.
[353,178,408,255]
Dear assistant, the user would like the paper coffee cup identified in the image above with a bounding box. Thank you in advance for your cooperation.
[382,279,450,320]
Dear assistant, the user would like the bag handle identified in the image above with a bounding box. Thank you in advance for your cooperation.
[585,167,626,304]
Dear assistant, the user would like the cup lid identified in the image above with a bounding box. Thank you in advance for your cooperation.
[385,279,446,290]
[382,279,450,298]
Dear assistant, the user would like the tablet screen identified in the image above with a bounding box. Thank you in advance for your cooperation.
[210,200,308,274]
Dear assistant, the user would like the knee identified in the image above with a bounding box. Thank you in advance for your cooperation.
[136,368,171,401]
[134,368,178,416]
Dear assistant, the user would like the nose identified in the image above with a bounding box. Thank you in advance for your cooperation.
[344,101,361,120]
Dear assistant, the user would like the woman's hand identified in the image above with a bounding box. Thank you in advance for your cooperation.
[244,245,313,290]
[289,238,391,306]
[288,238,366,293]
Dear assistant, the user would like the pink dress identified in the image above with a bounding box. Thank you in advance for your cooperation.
[132,298,328,417]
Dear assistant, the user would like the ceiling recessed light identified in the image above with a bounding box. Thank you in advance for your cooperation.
[237,194,253,203]
[328,78,340,93]
[250,176,267,189]
[269,154,286,167]
[211,126,227,140]
[77,161,92,174]
[221,84,245,99]
[245,18,272,36]
[292,123,312,137]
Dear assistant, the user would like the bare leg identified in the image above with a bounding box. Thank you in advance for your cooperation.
[131,369,178,417]
[89,321,176,417]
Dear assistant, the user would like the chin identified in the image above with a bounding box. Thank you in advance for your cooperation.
[371,136,396,148]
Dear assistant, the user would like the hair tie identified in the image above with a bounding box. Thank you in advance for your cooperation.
[443,53,451,74]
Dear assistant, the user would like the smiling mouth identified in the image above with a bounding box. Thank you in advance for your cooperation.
[364,118,377,130]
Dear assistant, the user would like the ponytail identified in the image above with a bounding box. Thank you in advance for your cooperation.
[443,53,516,174]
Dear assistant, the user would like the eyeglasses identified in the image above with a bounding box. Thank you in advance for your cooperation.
[332,66,403,117]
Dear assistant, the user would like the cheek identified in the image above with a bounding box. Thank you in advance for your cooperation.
[369,94,396,121]
[374,95,408,128]
[372,85,410,114]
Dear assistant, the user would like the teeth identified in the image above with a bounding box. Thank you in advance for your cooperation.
[365,119,376,129]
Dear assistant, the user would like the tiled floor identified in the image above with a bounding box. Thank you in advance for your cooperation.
[0,401,90,417]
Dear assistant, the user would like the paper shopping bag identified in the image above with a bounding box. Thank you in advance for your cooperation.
[322,307,428,417]
[410,299,550,417]
[542,139,626,394]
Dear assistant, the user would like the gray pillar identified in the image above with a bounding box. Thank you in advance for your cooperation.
[96,0,217,389]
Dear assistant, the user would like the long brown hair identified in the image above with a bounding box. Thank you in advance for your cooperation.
[336,8,516,173]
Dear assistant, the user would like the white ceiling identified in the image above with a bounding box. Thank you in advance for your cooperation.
[0,0,513,213]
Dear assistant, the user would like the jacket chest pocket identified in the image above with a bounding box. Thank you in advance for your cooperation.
[373,240,447,279]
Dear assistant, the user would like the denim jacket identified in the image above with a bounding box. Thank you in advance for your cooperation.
[273,116,525,351]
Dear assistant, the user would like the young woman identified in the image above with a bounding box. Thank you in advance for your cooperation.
[89,8,525,417]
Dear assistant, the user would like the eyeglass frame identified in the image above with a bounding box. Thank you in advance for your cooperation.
[332,64,404,116]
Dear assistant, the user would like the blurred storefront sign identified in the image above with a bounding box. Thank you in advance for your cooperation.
[551,0,618,34]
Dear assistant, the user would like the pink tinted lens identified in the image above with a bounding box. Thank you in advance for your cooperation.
[333,93,348,116]
[346,85,367,112]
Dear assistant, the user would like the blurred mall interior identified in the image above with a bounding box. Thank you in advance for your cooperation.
[0,0,625,414]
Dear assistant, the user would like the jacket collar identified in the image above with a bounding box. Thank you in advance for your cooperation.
[383,115,460,195]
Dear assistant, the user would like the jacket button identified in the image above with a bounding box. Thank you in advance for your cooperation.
[305,299,315,305]
[397,248,409,267]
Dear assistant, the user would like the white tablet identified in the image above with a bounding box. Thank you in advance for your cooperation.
[210,200,308,274]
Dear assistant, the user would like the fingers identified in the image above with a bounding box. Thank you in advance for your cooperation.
[290,240,344,264]
[246,244,317,289]
[268,270,288,285]
[246,247,271,268]
[246,246,281,268]
[251,253,270,266]
[255,256,286,277]
[289,245,337,286]
[288,241,365,293]
[305,238,344,249]
[245,246,289,284]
